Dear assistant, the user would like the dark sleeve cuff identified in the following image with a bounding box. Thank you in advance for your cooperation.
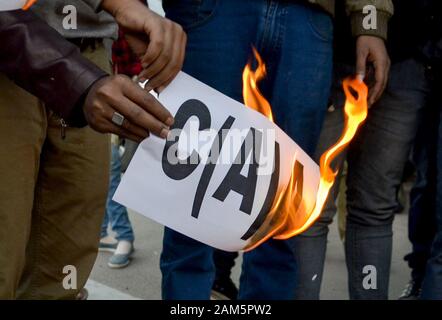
[0,10,108,127]
[63,61,108,127]
[350,10,390,40]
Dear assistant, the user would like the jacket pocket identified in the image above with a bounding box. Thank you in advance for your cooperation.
[163,0,219,31]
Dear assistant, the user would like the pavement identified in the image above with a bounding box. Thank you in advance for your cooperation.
[87,207,411,300]
[86,0,412,301]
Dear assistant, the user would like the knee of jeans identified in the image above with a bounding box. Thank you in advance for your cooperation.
[346,183,397,227]
[345,203,395,229]
[346,201,395,227]
[300,212,333,237]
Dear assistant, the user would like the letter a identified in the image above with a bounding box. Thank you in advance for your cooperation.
[62,265,77,290]
[362,5,377,30]
[362,265,377,290]
[63,5,78,30]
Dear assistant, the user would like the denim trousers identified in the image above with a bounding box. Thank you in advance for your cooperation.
[213,250,239,281]
[405,102,439,286]
[160,0,333,299]
[101,145,134,242]
[421,96,442,299]
[291,59,432,299]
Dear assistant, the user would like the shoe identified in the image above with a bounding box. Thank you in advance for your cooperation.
[99,235,118,253]
[211,277,238,300]
[399,280,422,300]
[108,240,134,269]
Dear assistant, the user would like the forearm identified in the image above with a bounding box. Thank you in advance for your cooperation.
[0,10,108,126]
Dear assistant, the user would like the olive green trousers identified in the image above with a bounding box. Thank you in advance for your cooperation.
[0,44,110,299]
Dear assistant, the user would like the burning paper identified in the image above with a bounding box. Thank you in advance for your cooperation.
[241,50,368,251]
[114,51,368,252]
[114,71,320,252]
[0,0,36,11]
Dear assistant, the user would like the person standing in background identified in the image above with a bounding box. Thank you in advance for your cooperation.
[0,0,186,299]
[420,76,442,299]
[292,0,442,300]
[400,96,439,299]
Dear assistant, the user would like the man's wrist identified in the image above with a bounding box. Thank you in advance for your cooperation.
[66,66,108,127]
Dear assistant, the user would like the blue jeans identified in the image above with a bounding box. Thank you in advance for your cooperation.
[160,0,333,300]
[421,101,442,299]
[291,59,432,299]
[101,145,134,242]
[405,104,438,285]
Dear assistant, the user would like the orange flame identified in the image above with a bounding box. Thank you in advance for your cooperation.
[242,47,274,122]
[22,0,37,10]
[242,49,368,251]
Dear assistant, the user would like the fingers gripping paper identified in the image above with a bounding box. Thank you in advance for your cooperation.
[114,72,320,252]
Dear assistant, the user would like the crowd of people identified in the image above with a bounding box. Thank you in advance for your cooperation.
[0,0,440,300]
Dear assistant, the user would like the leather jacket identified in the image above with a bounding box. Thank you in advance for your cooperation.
[0,10,108,126]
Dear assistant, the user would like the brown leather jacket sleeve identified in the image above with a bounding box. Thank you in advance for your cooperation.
[0,10,108,126]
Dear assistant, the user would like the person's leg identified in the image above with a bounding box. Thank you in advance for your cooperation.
[402,104,438,297]
[213,250,238,281]
[161,0,261,300]
[257,2,333,156]
[212,250,239,300]
[291,63,351,300]
[421,102,442,299]
[105,144,134,268]
[16,44,111,299]
[107,144,134,243]
[291,109,346,300]
[345,59,430,300]
[0,75,45,299]
[239,1,333,300]
[161,228,215,300]
[101,209,109,239]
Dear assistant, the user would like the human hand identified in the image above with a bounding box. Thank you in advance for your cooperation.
[83,75,174,142]
[102,0,187,92]
[355,35,390,106]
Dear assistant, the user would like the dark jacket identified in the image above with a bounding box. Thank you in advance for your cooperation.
[387,0,442,65]
[334,0,442,67]
[0,10,108,126]
[309,0,393,40]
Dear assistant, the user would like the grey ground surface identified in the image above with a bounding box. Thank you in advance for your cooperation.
[89,208,410,300]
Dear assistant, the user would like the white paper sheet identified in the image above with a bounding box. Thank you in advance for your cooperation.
[114,72,320,251]
[0,0,27,11]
